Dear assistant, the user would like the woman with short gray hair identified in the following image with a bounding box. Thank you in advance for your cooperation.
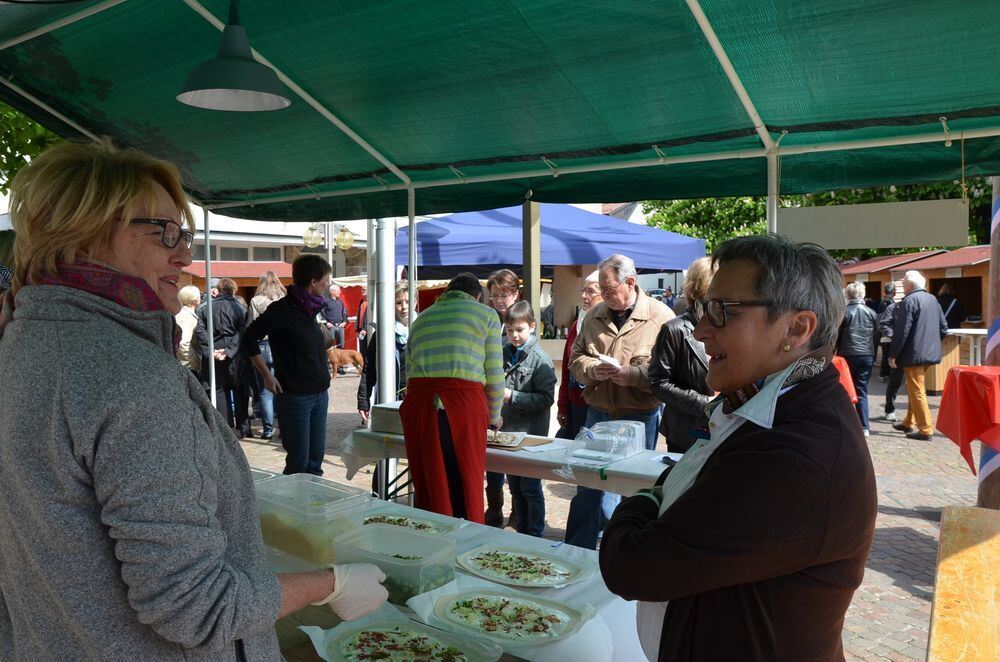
[601,234,875,661]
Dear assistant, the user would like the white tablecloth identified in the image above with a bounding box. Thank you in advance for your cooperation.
[341,429,672,495]
[268,497,645,662]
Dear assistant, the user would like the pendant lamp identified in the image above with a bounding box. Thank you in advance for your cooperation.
[334,226,355,250]
[303,225,324,248]
[177,0,291,111]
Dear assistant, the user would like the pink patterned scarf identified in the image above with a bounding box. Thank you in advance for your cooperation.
[30,261,164,312]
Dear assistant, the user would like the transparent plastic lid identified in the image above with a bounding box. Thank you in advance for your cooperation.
[334,525,455,564]
[249,467,278,484]
[255,474,369,518]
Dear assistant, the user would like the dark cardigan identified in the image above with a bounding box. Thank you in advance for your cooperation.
[600,365,877,662]
[241,296,330,394]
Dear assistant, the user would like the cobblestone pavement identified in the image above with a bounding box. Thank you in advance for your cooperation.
[241,371,980,661]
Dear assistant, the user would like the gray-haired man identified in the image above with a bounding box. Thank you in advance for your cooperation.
[565,253,674,549]
[322,283,348,353]
[888,270,948,440]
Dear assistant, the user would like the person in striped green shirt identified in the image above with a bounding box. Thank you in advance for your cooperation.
[399,273,504,523]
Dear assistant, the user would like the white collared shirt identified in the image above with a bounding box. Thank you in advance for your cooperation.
[636,362,799,661]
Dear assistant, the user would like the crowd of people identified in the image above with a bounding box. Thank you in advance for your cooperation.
[0,139,974,659]
[838,270,952,441]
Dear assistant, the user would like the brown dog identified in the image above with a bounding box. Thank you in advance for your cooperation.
[327,347,365,378]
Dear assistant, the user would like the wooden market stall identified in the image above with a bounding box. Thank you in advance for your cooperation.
[840,250,945,302]
[891,245,991,328]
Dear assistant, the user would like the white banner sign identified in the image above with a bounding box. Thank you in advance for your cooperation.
[777,199,968,249]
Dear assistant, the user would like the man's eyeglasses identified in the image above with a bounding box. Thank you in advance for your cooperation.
[700,299,772,328]
[130,218,195,250]
[579,287,601,296]
[598,282,625,295]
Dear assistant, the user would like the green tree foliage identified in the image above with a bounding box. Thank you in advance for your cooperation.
[643,197,766,254]
[1,102,60,194]
[645,178,993,259]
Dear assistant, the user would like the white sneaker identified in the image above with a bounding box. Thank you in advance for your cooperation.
[863,429,870,438]
[882,411,899,422]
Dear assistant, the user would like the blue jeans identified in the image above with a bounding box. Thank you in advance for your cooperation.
[845,354,873,430]
[252,340,275,436]
[564,406,660,549]
[275,390,329,475]
[508,476,545,536]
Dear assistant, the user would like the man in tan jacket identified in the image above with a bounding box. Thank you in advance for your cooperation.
[564,254,674,549]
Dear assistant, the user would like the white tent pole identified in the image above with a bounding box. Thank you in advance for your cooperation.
[204,123,1000,212]
[766,152,779,233]
[0,78,101,142]
[325,221,334,276]
[203,207,217,408]
[181,0,411,187]
[205,148,769,210]
[375,217,398,499]
[0,0,125,52]
[686,0,775,151]
[407,187,417,320]
[366,217,377,345]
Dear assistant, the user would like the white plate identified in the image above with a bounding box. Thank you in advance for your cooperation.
[433,589,594,645]
[327,620,501,662]
[486,429,527,448]
[456,544,593,588]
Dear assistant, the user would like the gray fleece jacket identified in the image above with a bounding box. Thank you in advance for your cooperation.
[0,286,282,661]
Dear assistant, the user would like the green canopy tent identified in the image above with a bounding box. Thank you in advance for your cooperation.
[2,0,999,223]
[3,1,1000,496]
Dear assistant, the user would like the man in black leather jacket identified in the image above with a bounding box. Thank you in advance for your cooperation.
[648,257,715,452]
[837,282,877,435]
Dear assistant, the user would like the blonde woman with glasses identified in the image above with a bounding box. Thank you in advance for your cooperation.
[0,141,386,660]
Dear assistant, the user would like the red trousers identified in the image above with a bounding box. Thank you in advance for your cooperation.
[400,378,488,523]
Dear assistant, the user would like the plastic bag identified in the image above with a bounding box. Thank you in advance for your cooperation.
[572,421,645,461]
[554,420,646,480]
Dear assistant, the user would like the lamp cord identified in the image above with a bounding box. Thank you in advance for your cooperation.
[229,0,240,26]
[961,132,968,201]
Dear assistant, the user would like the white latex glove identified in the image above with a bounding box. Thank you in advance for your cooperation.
[311,563,388,620]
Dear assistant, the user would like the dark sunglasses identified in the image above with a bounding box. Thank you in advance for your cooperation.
[700,298,773,327]
[130,218,195,250]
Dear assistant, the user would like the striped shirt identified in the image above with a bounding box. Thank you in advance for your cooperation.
[406,290,504,422]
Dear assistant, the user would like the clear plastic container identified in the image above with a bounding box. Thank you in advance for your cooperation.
[249,467,278,484]
[351,503,463,537]
[333,525,455,605]
[255,474,370,565]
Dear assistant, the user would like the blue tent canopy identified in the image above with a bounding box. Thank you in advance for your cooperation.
[396,204,705,275]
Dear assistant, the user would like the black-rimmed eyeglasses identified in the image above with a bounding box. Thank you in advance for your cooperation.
[700,298,772,328]
[130,218,195,250]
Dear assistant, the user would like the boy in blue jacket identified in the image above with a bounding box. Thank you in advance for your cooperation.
[501,302,557,536]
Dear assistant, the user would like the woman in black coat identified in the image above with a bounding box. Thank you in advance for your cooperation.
[648,257,716,453]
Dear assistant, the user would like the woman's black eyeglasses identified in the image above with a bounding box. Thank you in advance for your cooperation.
[130,218,195,250]
[700,299,772,327]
